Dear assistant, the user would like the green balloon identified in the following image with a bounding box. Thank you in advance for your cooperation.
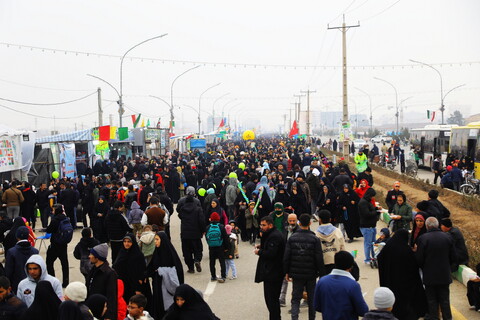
[52,171,60,179]
[229,172,238,179]
[238,162,246,170]
[198,188,206,197]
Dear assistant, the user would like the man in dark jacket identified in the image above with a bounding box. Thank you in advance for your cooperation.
[105,201,131,263]
[357,167,374,187]
[331,168,353,194]
[0,276,27,320]
[254,216,286,320]
[284,213,324,320]
[385,181,404,212]
[46,204,71,287]
[416,217,457,320]
[86,243,118,320]
[358,188,381,264]
[440,218,468,267]
[178,192,205,274]
[36,183,50,231]
[5,226,39,293]
[58,182,78,228]
[427,190,450,220]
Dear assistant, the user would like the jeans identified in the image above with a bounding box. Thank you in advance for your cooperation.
[225,258,237,278]
[208,246,226,279]
[46,243,69,286]
[181,238,203,270]
[264,280,283,320]
[6,206,20,220]
[360,227,376,262]
[291,278,316,320]
[425,284,452,320]
[279,279,288,303]
[227,205,235,220]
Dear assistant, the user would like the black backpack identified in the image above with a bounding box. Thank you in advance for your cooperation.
[54,218,74,244]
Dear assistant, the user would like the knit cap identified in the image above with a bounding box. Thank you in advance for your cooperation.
[374,287,395,309]
[65,282,87,302]
[16,226,30,240]
[225,225,232,235]
[186,186,195,196]
[90,243,108,262]
[210,212,220,222]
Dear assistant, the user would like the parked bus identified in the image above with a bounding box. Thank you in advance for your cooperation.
[450,122,480,178]
[410,124,457,168]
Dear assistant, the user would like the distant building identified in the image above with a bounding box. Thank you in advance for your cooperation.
[466,113,480,124]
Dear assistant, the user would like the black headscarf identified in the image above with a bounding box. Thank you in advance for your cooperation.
[4,217,26,251]
[21,280,61,320]
[85,294,107,319]
[57,301,83,320]
[164,284,219,320]
[149,231,184,284]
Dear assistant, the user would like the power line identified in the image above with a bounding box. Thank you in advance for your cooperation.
[0,78,94,92]
[0,102,99,119]
[0,91,97,106]
[362,0,402,22]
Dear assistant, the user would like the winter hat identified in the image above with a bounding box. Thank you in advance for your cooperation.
[90,243,108,262]
[373,287,395,310]
[414,213,425,221]
[274,202,284,210]
[207,188,215,195]
[440,218,452,228]
[16,226,30,240]
[186,186,195,196]
[446,165,452,172]
[65,282,88,302]
[210,212,220,222]
[225,225,232,235]
[312,168,320,177]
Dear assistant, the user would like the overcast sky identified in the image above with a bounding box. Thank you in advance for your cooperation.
[1,0,479,134]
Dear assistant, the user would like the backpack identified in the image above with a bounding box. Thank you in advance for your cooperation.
[206,223,223,247]
[80,255,92,276]
[54,218,74,244]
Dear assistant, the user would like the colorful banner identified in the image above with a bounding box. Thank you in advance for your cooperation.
[0,136,22,173]
[58,143,77,178]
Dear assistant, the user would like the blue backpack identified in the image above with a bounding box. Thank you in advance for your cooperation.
[54,218,74,244]
[206,224,223,247]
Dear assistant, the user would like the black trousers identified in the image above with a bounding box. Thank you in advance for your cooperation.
[291,278,316,320]
[467,280,480,310]
[264,280,283,320]
[46,243,69,286]
[110,241,123,264]
[181,238,203,270]
[208,246,226,279]
[425,284,452,320]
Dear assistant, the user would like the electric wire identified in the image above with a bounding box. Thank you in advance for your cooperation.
[0,91,97,106]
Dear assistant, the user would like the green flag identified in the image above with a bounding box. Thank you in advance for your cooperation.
[147,119,151,127]
[134,114,142,128]
[118,127,129,140]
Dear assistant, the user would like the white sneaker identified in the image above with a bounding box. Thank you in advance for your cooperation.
[229,276,237,280]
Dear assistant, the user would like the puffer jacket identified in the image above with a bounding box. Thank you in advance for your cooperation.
[128,201,144,224]
[178,196,205,239]
[284,229,324,280]
[225,177,238,206]
[363,310,398,319]
[358,188,379,228]
[105,210,131,241]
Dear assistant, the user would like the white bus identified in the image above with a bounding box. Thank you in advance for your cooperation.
[410,124,458,168]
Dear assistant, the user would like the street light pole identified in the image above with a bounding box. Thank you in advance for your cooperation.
[119,34,168,127]
[354,87,372,133]
[170,65,201,135]
[87,74,121,126]
[374,77,399,135]
[198,83,221,134]
[409,59,445,124]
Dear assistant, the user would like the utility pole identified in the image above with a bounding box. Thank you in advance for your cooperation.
[293,94,305,133]
[328,15,360,156]
[97,87,103,127]
[300,89,316,140]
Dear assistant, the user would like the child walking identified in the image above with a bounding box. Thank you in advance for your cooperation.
[225,225,237,280]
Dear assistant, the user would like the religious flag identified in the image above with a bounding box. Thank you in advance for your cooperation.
[99,125,110,141]
[147,119,151,127]
[118,127,129,141]
[218,118,225,129]
[131,114,142,128]
[141,119,145,127]
[131,115,136,126]
[289,120,299,138]
[427,110,436,122]
[110,126,117,140]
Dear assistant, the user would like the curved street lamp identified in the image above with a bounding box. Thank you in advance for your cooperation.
[374,77,399,134]
[198,83,221,134]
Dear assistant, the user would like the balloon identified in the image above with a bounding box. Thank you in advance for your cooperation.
[229,172,238,179]
[238,162,246,170]
[52,171,59,179]
[242,130,255,140]
[198,188,206,197]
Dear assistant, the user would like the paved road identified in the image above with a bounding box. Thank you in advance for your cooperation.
[40,212,473,319]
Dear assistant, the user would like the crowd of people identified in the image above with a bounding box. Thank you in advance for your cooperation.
[0,136,477,320]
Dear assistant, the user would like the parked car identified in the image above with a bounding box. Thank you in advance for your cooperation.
[371,135,392,144]
[353,139,367,149]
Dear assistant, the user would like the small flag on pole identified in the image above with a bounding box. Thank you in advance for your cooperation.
[427,110,436,122]
[289,120,299,138]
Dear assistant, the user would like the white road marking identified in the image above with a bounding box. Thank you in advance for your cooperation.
[203,281,217,302]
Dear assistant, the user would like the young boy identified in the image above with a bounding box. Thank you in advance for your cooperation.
[362,287,397,320]
[229,220,240,258]
[224,225,237,280]
[73,228,100,281]
[125,294,154,320]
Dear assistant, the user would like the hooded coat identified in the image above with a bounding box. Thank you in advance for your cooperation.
[358,188,379,228]
[16,254,63,307]
[128,201,144,225]
[5,239,39,293]
[19,280,62,320]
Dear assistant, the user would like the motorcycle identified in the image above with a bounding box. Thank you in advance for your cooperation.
[460,171,480,195]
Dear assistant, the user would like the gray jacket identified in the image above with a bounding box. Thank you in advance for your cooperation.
[226,177,239,206]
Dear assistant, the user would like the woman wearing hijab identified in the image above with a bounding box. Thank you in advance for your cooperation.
[58,300,83,320]
[336,184,362,242]
[256,176,272,201]
[92,196,109,243]
[390,193,413,232]
[147,231,184,320]
[112,233,149,303]
[205,199,228,226]
[409,212,427,248]
[3,217,27,252]
[165,165,181,204]
[20,280,61,320]
[85,294,107,320]
[316,185,337,222]
[289,182,309,215]
[163,284,220,320]
[273,184,291,210]
[378,229,427,319]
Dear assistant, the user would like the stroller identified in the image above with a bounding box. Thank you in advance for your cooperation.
[405,159,418,178]
[370,227,390,268]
